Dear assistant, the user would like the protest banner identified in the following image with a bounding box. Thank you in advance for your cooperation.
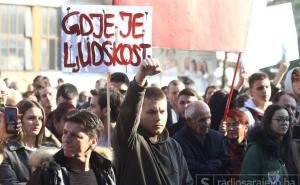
[113,0,253,52]
[61,5,152,73]
[113,0,255,123]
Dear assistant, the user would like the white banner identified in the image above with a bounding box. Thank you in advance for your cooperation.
[61,5,152,73]
[242,2,299,73]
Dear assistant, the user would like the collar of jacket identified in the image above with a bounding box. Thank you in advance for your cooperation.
[5,139,24,151]
[54,149,113,169]
[28,146,113,170]
[138,127,169,144]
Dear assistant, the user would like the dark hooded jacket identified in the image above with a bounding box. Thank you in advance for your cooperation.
[240,126,288,184]
[112,79,193,185]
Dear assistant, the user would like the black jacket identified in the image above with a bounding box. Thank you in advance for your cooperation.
[27,148,115,185]
[167,116,186,137]
[0,140,34,185]
[112,79,193,185]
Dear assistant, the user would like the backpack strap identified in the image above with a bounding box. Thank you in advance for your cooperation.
[245,107,263,125]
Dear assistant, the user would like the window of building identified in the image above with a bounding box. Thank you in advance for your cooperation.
[41,7,60,70]
[0,5,28,71]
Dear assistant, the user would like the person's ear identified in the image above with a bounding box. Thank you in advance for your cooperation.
[101,107,108,117]
[249,87,253,97]
[90,137,98,150]
[244,124,249,134]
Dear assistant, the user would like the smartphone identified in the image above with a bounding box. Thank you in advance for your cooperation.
[5,107,18,134]
[292,125,300,140]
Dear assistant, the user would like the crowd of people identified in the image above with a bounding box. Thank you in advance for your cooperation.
[0,58,300,185]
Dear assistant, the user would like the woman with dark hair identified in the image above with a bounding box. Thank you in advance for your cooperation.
[209,68,247,131]
[240,104,290,184]
[226,109,249,175]
[208,90,228,130]
[0,100,48,184]
[203,85,219,103]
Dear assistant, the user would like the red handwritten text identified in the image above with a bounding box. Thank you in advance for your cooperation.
[61,8,150,72]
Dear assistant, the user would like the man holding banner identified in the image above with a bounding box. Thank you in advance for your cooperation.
[112,57,193,185]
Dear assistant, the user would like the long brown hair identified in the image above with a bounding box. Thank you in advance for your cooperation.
[17,99,46,147]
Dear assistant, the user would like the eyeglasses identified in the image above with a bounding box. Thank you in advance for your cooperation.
[272,117,289,124]
[227,123,244,129]
[283,105,296,112]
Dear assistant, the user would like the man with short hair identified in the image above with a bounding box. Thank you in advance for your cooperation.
[95,79,107,91]
[240,72,272,127]
[56,83,79,107]
[110,72,130,95]
[46,83,78,134]
[113,58,193,185]
[166,80,185,126]
[90,88,123,146]
[168,88,199,136]
[33,76,51,100]
[174,101,232,183]
[27,110,115,185]
[38,86,56,116]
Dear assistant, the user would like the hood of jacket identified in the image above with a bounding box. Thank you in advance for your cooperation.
[138,127,169,144]
[284,68,299,95]
[28,146,113,169]
[244,99,271,114]
[284,68,300,111]
[247,126,280,158]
